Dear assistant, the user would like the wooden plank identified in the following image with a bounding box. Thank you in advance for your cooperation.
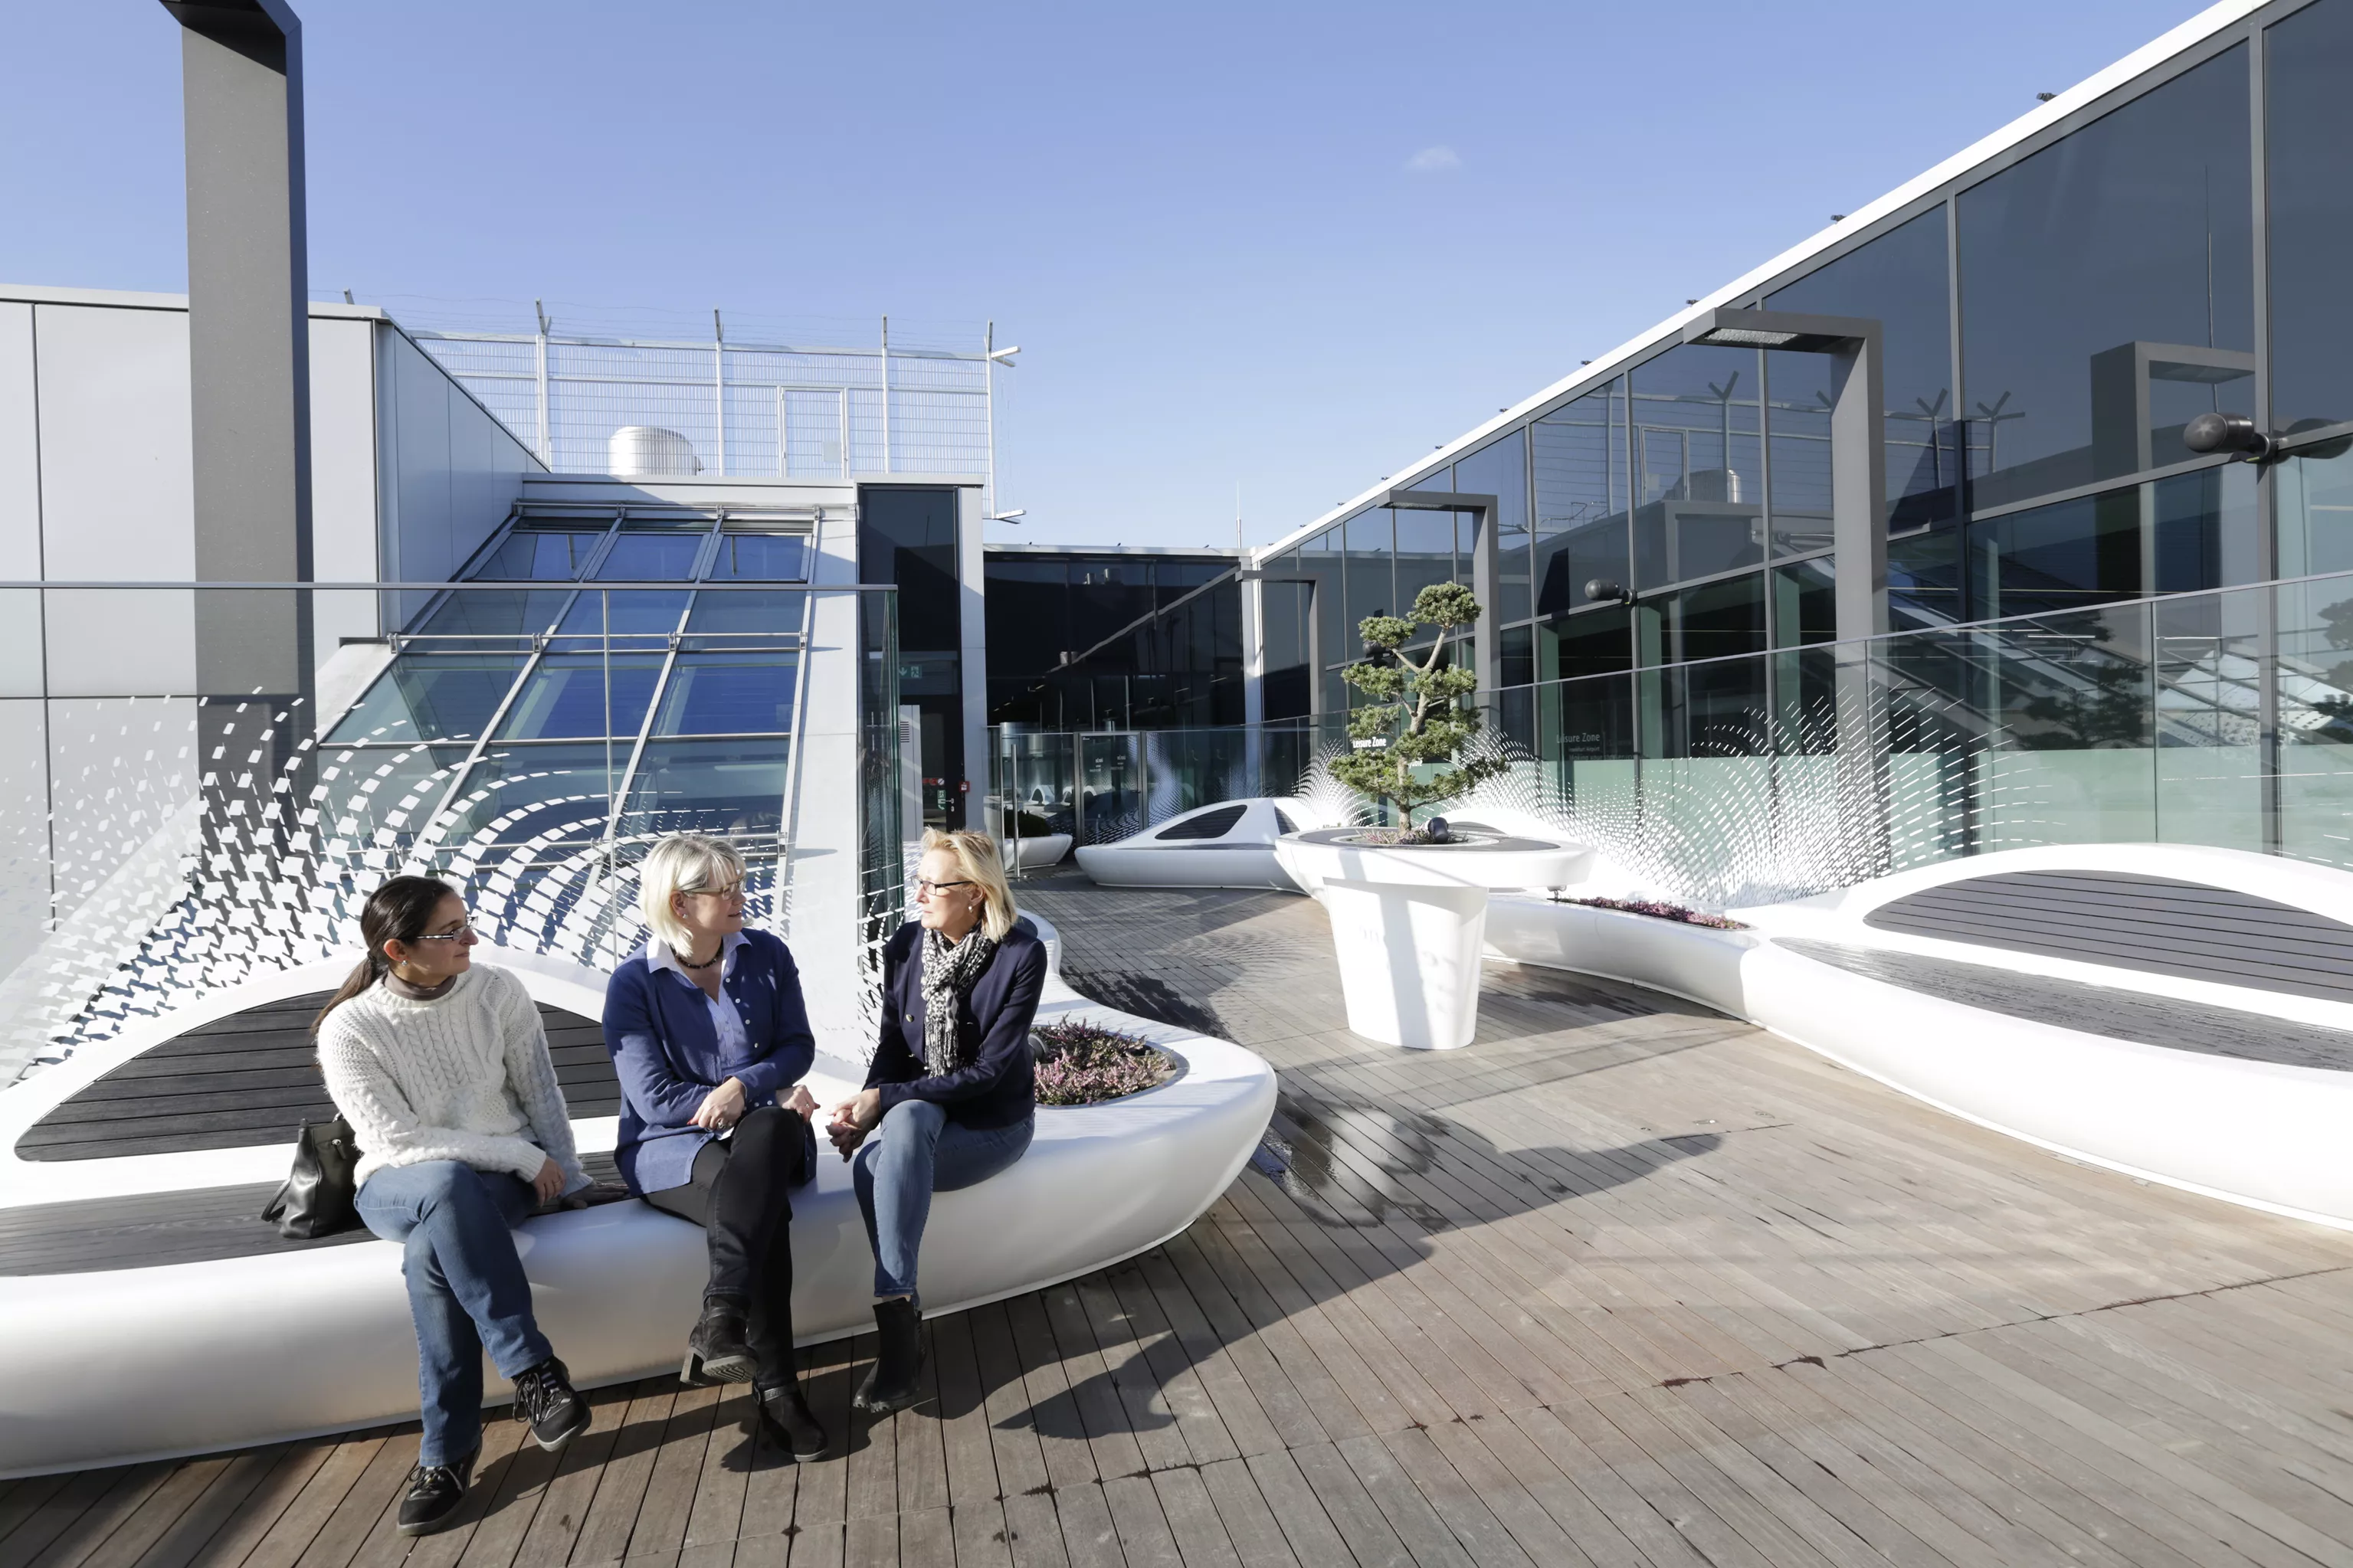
[569,1382,677,1566]
[8,1465,173,1568]
[1191,1458,1301,1568]
[625,1383,721,1560]
[508,1377,638,1568]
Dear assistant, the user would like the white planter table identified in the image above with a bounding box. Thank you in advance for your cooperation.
[1274,829,1591,1050]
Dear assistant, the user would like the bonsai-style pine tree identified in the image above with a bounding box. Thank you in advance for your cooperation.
[1329,581,1505,833]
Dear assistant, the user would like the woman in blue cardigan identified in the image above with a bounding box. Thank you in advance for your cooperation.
[603,833,825,1458]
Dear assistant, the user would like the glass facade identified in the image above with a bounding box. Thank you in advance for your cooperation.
[326,506,817,869]
[1202,0,2353,875]
[982,548,1242,730]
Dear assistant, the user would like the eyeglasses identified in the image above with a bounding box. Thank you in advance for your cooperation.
[913,878,975,895]
[683,882,745,899]
[413,921,478,943]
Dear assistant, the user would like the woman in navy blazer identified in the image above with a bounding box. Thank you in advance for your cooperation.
[827,827,1044,1416]
[603,833,826,1458]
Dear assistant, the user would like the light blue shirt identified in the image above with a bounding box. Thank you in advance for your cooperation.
[647,931,751,1062]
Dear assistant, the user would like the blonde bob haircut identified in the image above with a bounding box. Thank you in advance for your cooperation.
[920,827,1018,942]
[640,833,749,953]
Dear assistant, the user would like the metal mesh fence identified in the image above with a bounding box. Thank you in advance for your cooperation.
[405,315,992,483]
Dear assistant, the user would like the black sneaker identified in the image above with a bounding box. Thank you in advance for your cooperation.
[396,1451,475,1537]
[511,1357,590,1452]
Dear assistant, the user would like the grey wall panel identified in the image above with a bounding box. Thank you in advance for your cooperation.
[34,305,194,582]
[378,326,529,593]
[0,700,49,987]
[42,588,195,698]
[0,303,39,578]
[306,318,379,666]
[44,697,198,928]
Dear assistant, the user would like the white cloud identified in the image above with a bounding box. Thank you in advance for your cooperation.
[1403,145,1460,174]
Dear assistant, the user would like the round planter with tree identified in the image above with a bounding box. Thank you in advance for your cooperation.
[1273,583,1590,1050]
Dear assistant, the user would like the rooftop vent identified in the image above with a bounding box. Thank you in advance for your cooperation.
[608,426,703,477]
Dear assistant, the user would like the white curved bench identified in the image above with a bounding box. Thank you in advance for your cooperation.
[1485,844,2353,1233]
[0,917,1276,1477]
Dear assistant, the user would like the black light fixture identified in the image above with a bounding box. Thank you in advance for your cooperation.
[1585,578,1630,604]
[2184,411,2275,462]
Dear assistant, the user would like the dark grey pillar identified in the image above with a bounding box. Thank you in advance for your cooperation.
[1682,308,1886,868]
[162,0,313,697]
[162,0,313,876]
[1381,489,1501,699]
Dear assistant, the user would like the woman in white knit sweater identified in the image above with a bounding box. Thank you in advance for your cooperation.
[315,876,595,1539]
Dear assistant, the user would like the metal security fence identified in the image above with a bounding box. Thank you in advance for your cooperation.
[407,310,1004,492]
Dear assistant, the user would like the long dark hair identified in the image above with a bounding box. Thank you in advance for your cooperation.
[313,876,459,1034]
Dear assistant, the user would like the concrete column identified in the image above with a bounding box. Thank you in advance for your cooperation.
[162,0,315,874]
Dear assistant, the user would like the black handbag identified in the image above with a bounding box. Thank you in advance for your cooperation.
[261,1115,365,1239]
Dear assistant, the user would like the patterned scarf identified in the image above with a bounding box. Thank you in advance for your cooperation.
[919,924,998,1076]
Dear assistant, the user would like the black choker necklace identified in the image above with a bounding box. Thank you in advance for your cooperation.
[680,944,722,971]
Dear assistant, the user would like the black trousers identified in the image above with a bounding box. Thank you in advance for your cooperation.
[643,1105,806,1383]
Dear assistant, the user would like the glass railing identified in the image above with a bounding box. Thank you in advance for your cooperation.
[993,568,2353,907]
[0,581,898,1083]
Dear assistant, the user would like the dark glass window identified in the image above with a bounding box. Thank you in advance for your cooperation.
[560,590,690,639]
[1968,490,2142,618]
[1499,624,1535,688]
[1299,526,1347,689]
[1393,508,1457,629]
[1889,527,1964,630]
[1344,510,1394,638]
[1771,558,1837,648]
[1763,349,1834,558]
[1636,572,1766,667]
[2274,436,2353,579]
[1767,206,1959,531]
[1532,380,1630,616]
[2153,463,2258,593]
[982,558,1071,683]
[683,590,805,643]
[618,739,789,839]
[707,533,810,581]
[495,652,660,740]
[654,653,798,735]
[1455,430,1530,627]
[1630,346,1765,589]
[329,655,526,744]
[1958,45,2253,509]
[860,489,962,653]
[1539,605,1631,681]
[596,531,706,581]
[474,529,603,581]
[414,589,571,644]
[2266,0,2353,435]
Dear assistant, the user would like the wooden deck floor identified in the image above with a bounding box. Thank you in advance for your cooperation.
[13,877,2353,1568]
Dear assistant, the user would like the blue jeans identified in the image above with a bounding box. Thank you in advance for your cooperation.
[356,1161,553,1466]
[852,1101,1033,1306]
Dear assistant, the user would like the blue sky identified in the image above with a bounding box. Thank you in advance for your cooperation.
[4,0,2209,550]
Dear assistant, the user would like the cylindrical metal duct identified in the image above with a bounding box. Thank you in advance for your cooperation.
[608,426,703,476]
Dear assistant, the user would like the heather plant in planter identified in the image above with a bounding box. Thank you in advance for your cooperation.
[1328,582,1506,833]
[1031,1018,1180,1105]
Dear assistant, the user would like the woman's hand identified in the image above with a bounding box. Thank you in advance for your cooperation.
[826,1088,883,1158]
[784,1083,818,1121]
[533,1157,566,1206]
[693,1077,748,1131]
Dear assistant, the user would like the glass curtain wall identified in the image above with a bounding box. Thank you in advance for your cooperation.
[327,509,814,893]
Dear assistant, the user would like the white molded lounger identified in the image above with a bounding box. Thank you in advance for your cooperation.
[1073,798,1324,891]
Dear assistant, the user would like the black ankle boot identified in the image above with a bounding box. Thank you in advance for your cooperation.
[396,1449,476,1537]
[684,1295,755,1383]
[756,1379,829,1459]
[851,1297,926,1415]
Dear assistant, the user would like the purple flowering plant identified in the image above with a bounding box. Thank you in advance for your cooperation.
[1030,1018,1179,1106]
[1568,895,1748,930]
